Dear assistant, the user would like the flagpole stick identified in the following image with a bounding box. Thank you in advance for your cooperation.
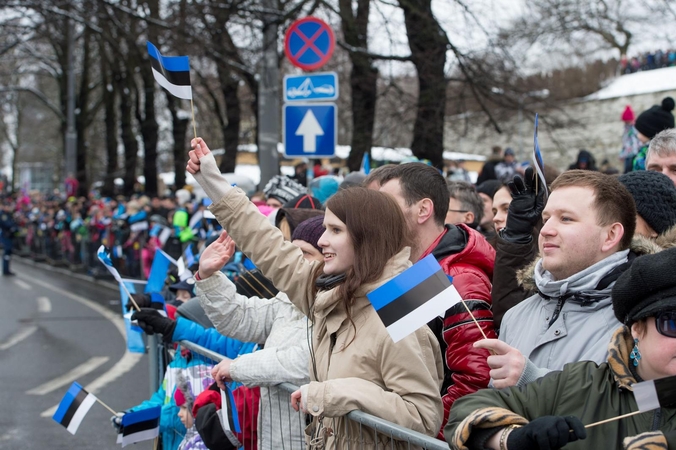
[190,98,197,139]
[95,397,119,415]
[460,299,489,340]
[153,436,159,450]
[119,281,141,312]
[585,410,645,429]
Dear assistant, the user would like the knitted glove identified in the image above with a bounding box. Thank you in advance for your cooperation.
[131,308,176,342]
[507,416,586,450]
[110,412,125,433]
[500,167,546,244]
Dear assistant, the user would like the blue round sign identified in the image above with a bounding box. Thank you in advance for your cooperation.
[284,17,335,71]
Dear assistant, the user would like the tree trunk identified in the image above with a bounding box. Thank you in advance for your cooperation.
[218,72,241,174]
[118,68,139,197]
[399,0,449,169]
[101,50,119,198]
[340,0,378,172]
[166,93,189,189]
[75,28,91,196]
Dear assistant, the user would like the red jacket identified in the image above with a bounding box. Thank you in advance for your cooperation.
[420,224,496,438]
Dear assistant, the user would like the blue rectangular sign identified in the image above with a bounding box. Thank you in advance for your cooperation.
[283,103,336,157]
[284,72,338,102]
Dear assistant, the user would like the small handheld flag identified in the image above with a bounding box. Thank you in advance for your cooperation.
[361,152,371,175]
[52,382,98,434]
[586,374,676,428]
[147,42,192,100]
[144,249,174,294]
[367,254,463,343]
[633,375,676,412]
[120,406,161,447]
[98,245,140,311]
[532,114,548,200]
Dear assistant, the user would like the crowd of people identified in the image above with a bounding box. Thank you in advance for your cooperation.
[620,50,676,75]
[3,98,676,450]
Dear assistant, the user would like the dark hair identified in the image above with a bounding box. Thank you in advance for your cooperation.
[550,170,636,250]
[447,181,484,227]
[362,164,399,188]
[380,163,449,226]
[322,188,412,344]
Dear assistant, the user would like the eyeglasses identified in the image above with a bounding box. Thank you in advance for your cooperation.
[447,209,469,213]
[656,312,676,338]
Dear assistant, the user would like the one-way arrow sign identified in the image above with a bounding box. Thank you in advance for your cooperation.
[295,110,324,153]
[283,103,336,157]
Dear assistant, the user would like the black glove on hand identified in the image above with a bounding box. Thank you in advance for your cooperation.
[501,167,546,244]
[126,293,166,311]
[131,308,176,342]
[508,416,586,450]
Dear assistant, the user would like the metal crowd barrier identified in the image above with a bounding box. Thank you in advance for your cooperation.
[178,340,450,450]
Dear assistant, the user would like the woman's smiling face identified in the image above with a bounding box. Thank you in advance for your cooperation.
[317,208,355,275]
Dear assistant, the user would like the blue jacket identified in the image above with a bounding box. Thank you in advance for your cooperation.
[129,318,256,450]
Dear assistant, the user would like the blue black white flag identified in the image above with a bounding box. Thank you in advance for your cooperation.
[147,42,192,100]
[533,113,548,200]
[144,249,176,294]
[97,245,123,283]
[120,406,161,447]
[633,375,676,412]
[52,382,97,435]
[366,254,463,342]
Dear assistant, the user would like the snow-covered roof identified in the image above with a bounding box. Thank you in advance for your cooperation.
[585,66,676,101]
[215,143,485,162]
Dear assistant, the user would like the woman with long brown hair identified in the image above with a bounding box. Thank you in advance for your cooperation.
[187,138,443,449]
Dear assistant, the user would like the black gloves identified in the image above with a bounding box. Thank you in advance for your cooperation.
[500,167,546,244]
[508,416,586,450]
[126,293,166,311]
[131,308,176,342]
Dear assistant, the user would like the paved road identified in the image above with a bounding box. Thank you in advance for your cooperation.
[0,259,154,450]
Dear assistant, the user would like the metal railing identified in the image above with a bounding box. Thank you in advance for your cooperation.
[178,339,450,450]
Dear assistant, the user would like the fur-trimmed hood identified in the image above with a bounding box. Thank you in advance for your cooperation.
[516,225,676,292]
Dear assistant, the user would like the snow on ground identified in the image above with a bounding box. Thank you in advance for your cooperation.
[585,67,676,101]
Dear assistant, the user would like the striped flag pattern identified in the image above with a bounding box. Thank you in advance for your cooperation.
[120,406,161,447]
[52,382,97,435]
[367,254,463,343]
[147,42,192,100]
[633,375,676,412]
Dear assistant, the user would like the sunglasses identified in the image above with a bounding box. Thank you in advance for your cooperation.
[656,312,676,338]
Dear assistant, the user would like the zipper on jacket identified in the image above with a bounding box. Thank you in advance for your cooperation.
[651,409,662,431]
[326,333,337,370]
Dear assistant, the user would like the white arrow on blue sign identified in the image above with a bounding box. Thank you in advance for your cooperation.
[284,72,338,102]
[283,103,336,157]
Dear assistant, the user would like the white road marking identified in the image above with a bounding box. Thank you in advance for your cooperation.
[26,356,110,395]
[14,279,31,290]
[0,326,38,350]
[36,296,51,313]
[21,277,143,417]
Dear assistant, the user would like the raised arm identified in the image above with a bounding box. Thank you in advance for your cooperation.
[187,138,317,315]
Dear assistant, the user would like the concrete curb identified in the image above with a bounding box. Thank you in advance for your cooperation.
[13,255,120,292]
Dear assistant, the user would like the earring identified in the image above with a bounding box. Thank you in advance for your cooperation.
[630,338,642,367]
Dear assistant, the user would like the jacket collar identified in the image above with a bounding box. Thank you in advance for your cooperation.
[607,326,638,390]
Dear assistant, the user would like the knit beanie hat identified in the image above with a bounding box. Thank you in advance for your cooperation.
[174,372,195,411]
[612,247,676,326]
[263,175,306,205]
[340,172,367,190]
[621,105,635,122]
[476,180,503,200]
[309,175,340,204]
[291,215,325,252]
[635,97,675,139]
[618,171,676,235]
[283,194,323,210]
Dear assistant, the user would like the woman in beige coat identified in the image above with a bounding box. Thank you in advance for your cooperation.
[187,138,443,449]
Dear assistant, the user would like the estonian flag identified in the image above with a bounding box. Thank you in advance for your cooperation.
[52,382,97,435]
[97,245,123,283]
[367,254,462,343]
[144,249,174,294]
[361,152,371,175]
[147,41,192,100]
[120,406,161,447]
[633,375,676,412]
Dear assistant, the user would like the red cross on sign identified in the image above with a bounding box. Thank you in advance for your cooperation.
[284,17,335,71]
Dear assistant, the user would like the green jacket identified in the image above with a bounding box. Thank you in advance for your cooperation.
[446,327,676,449]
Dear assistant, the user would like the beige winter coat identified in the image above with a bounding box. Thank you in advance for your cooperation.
[209,188,444,449]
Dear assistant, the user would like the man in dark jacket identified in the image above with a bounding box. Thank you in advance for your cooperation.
[375,163,496,437]
[0,202,16,276]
